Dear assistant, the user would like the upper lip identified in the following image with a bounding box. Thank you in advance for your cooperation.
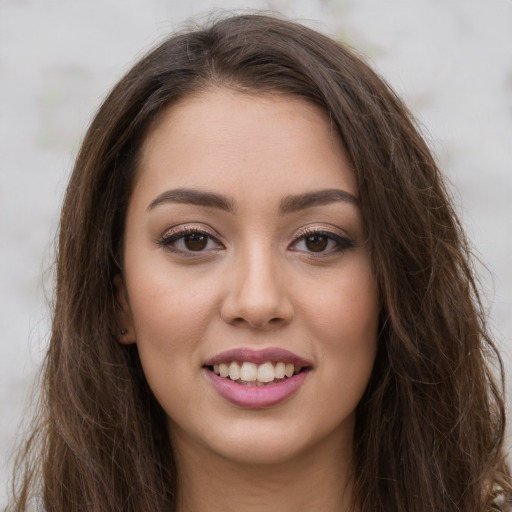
[203,347,312,367]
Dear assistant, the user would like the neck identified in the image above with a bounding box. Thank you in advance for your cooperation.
[172,428,355,512]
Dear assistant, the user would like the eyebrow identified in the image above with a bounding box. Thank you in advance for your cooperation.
[279,188,359,214]
[147,188,235,212]
[146,187,358,214]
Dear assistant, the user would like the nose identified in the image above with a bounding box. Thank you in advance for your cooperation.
[220,247,294,330]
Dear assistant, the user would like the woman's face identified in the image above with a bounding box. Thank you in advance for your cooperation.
[117,89,380,466]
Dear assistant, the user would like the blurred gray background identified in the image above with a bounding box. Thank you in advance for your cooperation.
[1,0,511,503]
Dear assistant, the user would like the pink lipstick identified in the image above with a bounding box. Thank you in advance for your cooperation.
[203,348,312,408]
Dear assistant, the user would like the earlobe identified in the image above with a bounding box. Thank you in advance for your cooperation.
[113,274,137,345]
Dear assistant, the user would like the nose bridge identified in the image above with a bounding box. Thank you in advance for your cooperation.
[221,239,293,329]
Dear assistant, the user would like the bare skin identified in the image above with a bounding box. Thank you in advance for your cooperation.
[172,418,354,512]
[116,89,378,512]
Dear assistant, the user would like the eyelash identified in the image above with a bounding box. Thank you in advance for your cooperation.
[156,225,354,256]
[289,228,354,255]
[156,226,223,255]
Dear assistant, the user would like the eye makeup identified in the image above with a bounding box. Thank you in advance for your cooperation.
[156,224,224,255]
[289,225,355,255]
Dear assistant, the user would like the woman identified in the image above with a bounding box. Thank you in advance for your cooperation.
[6,13,511,512]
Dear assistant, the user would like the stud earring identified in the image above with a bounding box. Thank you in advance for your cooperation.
[120,328,128,335]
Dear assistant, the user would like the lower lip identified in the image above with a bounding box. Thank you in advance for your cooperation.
[204,369,310,408]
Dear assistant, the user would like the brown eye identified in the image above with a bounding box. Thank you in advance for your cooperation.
[289,229,354,255]
[184,233,208,251]
[158,228,223,254]
[305,234,328,252]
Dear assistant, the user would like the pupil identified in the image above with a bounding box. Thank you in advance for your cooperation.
[306,234,327,252]
[185,233,208,251]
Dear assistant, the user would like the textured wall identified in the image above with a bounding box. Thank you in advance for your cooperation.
[1,0,511,503]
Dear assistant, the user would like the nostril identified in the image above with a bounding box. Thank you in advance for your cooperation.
[230,316,289,330]
[219,271,294,329]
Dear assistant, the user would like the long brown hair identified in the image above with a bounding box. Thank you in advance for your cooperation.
[6,13,510,512]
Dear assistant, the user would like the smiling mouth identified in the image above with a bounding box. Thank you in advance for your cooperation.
[206,361,306,386]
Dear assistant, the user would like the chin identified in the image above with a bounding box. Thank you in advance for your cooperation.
[217,431,306,466]
[170,412,353,468]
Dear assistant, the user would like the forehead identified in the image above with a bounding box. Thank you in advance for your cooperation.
[135,89,357,204]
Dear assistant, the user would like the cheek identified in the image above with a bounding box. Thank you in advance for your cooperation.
[125,263,222,370]
[128,259,216,329]
[299,258,379,392]
[125,268,221,411]
[304,257,379,338]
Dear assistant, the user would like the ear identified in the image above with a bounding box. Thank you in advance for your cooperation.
[113,273,137,345]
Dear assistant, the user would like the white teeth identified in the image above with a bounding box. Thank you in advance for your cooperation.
[219,363,229,378]
[240,362,258,381]
[257,362,275,383]
[229,362,240,381]
[275,362,285,379]
[212,360,304,384]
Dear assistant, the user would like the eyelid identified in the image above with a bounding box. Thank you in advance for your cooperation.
[289,224,355,253]
[160,223,221,241]
[291,224,349,242]
[156,223,224,252]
